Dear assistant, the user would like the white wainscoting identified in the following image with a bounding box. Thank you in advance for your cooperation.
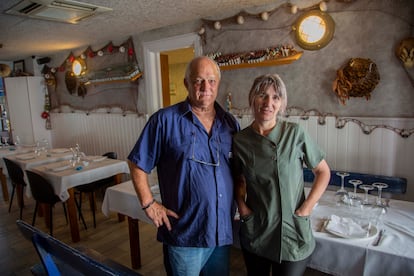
[49,113,414,201]
[50,112,148,163]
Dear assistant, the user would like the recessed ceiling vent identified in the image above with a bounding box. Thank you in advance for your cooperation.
[5,0,112,24]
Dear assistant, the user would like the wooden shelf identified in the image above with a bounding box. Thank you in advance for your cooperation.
[84,72,143,85]
[219,52,303,71]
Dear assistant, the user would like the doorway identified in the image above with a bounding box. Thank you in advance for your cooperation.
[142,33,202,114]
[160,47,195,107]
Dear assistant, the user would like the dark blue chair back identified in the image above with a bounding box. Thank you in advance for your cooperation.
[16,220,140,275]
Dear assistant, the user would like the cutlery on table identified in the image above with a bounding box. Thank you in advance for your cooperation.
[372,229,385,246]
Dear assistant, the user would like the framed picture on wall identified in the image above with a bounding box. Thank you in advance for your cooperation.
[13,59,25,74]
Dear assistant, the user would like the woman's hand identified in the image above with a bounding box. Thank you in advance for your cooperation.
[295,205,312,217]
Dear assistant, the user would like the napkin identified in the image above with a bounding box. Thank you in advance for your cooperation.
[17,148,33,154]
[325,215,367,237]
[50,148,70,153]
[16,154,36,160]
[50,165,71,172]
[83,156,107,162]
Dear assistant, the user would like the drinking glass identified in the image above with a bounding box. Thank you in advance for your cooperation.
[14,135,21,147]
[372,182,388,207]
[349,179,362,200]
[1,136,9,147]
[359,184,374,205]
[35,141,41,156]
[335,172,350,206]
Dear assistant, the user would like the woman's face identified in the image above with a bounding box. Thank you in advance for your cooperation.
[253,85,281,123]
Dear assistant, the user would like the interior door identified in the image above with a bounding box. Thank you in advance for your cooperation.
[160,54,170,107]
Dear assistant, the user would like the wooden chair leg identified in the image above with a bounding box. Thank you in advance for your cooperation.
[8,185,15,213]
[0,169,8,201]
[49,205,53,236]
[32,202,38,226]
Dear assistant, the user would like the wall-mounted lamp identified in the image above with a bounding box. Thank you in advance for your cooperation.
[293,10,335,50]
[72,58,86,77]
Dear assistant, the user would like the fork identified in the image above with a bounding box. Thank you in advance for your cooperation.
[372,229,385,246]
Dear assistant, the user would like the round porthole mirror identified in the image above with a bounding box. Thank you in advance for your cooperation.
[293,10,335,50]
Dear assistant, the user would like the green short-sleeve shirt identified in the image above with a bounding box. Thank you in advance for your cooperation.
[233,120,325,262]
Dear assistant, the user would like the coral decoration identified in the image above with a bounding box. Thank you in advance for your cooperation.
[333,58,380,105]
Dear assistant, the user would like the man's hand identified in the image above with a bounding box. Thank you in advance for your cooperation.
[145,202,179,230]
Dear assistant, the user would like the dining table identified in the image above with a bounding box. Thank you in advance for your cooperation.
[4,148,74,197]
[102,180,160,269]
[102,181,414,274]
[29,156,130,243]
[307,187,414,276]
[0,145,37,201]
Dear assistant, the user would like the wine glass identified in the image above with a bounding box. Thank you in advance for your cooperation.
[349,179,362,201]
[359,184,374,205]
[372,182,388,207]
[14,135,21,147]
[335,172,350,206]
[1,136,9,147]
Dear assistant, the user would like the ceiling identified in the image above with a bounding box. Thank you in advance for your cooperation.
[0,0,292,62]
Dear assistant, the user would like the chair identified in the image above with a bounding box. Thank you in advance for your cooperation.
[16,220,140,275]
[75,152,117,228]
[3,158,26,219]
[25,170,83,236]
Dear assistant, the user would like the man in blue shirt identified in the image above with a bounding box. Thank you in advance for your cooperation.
[128,56,240,275]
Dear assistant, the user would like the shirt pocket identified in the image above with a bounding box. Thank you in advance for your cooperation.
[168,134,193,160]
[285,214,313,249]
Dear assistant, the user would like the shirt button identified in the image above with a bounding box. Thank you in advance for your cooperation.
[219,193,223,197]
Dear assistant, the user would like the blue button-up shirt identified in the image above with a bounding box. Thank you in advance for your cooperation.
[128,100,240,247]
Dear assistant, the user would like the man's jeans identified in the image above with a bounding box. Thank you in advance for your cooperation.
[166,245,230,276]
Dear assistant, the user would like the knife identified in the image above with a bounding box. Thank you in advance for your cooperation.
[372,229,385,246]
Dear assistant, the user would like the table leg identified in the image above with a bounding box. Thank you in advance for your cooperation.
[0,169,8,201]
[115,173,125,222]
[127,217,141,269]
[67,188,80,242]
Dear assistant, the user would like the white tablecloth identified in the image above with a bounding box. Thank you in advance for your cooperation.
[5,150,74,197]
[102,180,160,224]
[309,189,414,276]
[102,182,414,276]
[30,158,130,201]
[0,146,36,173]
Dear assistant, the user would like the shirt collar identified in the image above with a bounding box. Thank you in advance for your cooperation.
[177,98,227,122]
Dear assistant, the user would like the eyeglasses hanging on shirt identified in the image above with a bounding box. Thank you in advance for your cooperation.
[190,132,220,167]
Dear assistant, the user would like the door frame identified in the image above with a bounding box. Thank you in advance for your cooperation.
[143,33,202,115]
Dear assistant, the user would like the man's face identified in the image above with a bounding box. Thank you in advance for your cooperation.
[185,58,220,110]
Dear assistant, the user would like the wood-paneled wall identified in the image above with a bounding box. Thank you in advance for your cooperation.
[49,113,414,201]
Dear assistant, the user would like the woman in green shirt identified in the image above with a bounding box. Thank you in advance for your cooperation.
[233,74,330,276]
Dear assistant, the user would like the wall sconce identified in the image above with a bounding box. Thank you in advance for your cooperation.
[72,58,86,77]
[293,10,335,50]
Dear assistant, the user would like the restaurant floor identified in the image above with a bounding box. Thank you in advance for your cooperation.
[0,187,330,276]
